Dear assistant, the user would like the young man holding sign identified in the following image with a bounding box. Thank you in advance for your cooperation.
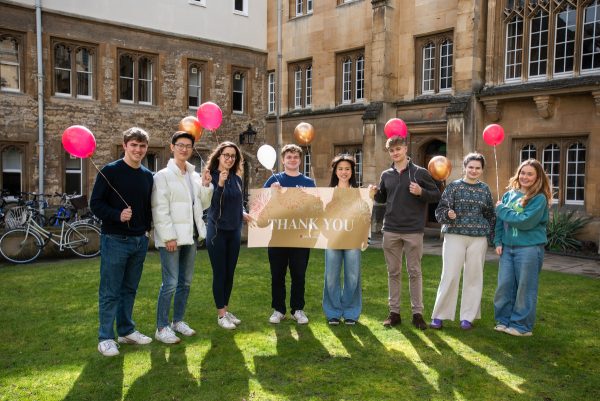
[263,144,316,325]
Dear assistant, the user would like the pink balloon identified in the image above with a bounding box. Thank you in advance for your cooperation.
[62,125,96,158]
[196,102,223,131]
[384,118,408,138]
[482,124,505,146]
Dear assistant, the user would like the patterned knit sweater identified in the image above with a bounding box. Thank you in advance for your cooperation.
[435,179,496,240]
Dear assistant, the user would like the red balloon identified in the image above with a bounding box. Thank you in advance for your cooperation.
[482,124,505,146]
[196,102,223,131]
[62,125,96,158]
[384,118,408,138]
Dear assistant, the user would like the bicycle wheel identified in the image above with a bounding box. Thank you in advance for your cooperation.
[66,223,101,258]
[0,229,43,263]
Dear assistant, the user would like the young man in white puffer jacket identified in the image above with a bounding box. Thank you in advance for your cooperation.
[151,131,213,344]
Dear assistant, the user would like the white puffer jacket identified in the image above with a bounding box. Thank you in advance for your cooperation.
[151,159,213,247]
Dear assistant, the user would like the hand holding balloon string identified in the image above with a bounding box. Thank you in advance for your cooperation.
[62,126,131,227]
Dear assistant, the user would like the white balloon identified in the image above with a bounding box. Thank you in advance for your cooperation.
[257,144,276,170]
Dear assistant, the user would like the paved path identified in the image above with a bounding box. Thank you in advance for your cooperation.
[369,236,600,279]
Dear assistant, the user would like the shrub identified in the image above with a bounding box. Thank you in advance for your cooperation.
[546,210,592,252]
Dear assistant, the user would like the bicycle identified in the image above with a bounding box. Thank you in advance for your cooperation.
[0,206,101,263]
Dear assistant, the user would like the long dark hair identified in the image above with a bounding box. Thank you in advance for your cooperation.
[329,154,358,188]
[206,141,243,176]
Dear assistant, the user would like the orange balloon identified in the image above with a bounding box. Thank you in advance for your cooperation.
[293,122,315,145]
[428,156,452,181]
[178,116,203,141]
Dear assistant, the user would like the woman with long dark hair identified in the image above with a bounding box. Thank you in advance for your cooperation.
[205,141,249,330]
[322,154,364,325]
[493,159,551,337]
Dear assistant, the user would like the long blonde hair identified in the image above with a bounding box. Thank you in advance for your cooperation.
[507,159,552,207]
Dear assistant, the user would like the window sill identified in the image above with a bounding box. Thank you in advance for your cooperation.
[188,0,206,7]
[233,10,248,17]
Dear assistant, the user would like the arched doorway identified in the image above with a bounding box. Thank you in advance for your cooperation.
[422,139,446,226]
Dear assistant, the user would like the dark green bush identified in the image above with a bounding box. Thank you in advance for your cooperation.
[546,210,592,252]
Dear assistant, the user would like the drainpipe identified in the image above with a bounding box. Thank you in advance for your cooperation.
[276,0,282,166]
[35,0,45,198]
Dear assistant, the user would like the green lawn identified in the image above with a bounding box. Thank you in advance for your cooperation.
[0,247,599,401]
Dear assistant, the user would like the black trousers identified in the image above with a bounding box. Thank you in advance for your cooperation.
[268,247,310,314]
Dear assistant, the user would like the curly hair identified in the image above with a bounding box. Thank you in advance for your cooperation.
[205,141,244,176]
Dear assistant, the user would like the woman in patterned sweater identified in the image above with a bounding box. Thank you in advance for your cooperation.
[430,153,496,330]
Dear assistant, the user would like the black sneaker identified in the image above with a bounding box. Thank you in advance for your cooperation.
[383,312,401,327]
[344,319,357,326]
[328,318,340,325]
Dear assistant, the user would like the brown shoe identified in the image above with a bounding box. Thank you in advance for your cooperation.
[383,312,401,327]
[412,313,427,330]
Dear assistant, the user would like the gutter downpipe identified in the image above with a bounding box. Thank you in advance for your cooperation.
[35,0,45,200]
[276,0,282,166]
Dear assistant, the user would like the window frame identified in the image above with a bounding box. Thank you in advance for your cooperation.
[515,136,587,207]
[233,0,248,16]
[117,50,157,105]
[290,0,313,18]
[51,39,96,99]
[187,60,206,109]
[0,143,26,195]
[500,1,600,83]
[232,68,248,115]
[336,49,366,105]
[287,59,313,110]
[0,32,24,93]
[268,71,276,114]
[64,152,84,195]
[415,32,454,96]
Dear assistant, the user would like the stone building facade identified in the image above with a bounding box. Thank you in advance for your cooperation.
[0,1,268,202]
[265,0,599,242]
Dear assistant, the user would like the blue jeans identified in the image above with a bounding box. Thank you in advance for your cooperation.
[98,234,149,341]
[494,244,544,333]
[156,244,197,329]
[323,249,362,321]
[206,224,241,309]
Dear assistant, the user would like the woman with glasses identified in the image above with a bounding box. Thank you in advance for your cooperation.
[205,141,250,329]
[152,131,213,344]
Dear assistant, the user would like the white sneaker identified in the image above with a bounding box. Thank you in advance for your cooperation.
[505,327,533,337]
[292,310,309,324]
[171,321,196,336]
[155,326,181,344]
[218,315,236,330]
[118,330,153,345]
[269,310,285,324]
[226,312,241,325]
[494,324,508,333]
[98,339,120,357]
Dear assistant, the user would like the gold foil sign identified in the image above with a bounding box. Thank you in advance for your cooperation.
[248,187,373,250]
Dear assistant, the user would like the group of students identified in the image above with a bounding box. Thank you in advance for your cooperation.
[91,128,550,357]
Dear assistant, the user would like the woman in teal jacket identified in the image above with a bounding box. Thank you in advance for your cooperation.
[493,159,551,337]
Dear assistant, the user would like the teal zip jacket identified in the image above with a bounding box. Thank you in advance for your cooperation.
[494,190,548,247]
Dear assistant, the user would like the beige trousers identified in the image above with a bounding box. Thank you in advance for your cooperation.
[382,231,424,315]
[431,234,487,322]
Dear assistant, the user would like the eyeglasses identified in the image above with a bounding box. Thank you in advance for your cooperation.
[221,153,236,160]
[174,143,193,151]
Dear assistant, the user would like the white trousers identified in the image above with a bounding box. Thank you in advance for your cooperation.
[431,234,488,322]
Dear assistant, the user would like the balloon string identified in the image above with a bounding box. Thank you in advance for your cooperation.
[193,148,206,167]
[270,170,281,184]
[494,145,500,202]
[90,158,129,208]
[90,157,130,229]
[306,145,317,187]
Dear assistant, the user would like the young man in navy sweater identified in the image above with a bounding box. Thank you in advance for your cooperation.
[91,127,155,356]
[263,144,315,325]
